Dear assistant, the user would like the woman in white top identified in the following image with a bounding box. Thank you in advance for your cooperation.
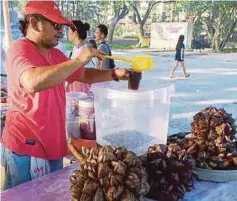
[66,21,96,93]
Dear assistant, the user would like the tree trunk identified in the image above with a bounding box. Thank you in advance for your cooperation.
[215,37,220,51]
[132,12,137,24]
[212,33,221,51]
[139,23,145,37]
[108,21,117,43]
[72,0,75,18]
[61,0,64,14]
[66,1,69,17]
[76,1,79,17]
[95,12,100,25]
[211,37,216,50]
[131,1,163,41]
[10,1,14,11]
[219,20,237,50]
[213,13,222,51]
[107,5,129,43]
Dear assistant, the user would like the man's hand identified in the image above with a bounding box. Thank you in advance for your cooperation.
[76,47,104,65]
[115,68,132,80]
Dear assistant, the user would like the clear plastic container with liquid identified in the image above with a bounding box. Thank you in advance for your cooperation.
[91,80,174,156]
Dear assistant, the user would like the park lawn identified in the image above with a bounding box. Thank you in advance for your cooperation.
[64,41,136,51]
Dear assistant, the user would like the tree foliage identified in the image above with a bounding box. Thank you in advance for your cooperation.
[131,0,163,37]
[131,0,174,47]
[107,0,129,43]
[54,0,129,43]
[173,0,237,51]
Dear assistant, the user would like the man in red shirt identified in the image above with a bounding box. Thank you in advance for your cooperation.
[1,1,130,190]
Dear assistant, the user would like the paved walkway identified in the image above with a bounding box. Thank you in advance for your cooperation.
[113,51,237,135]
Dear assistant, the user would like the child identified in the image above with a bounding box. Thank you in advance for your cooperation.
[169,35,190,78]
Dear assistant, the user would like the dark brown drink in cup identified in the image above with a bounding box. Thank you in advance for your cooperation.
[128,71,142,90]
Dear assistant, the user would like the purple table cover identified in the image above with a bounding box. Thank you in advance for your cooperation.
[1,163,237,201]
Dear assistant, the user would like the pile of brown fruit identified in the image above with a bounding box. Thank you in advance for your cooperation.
[68,106,237,200]
[142,144,196,201]
[191,106,237,169]
[69,145,150,201]
[166,106,237,170]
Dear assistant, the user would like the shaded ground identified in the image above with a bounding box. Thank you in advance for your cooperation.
[112,38,138,45]
[113,51,237,135]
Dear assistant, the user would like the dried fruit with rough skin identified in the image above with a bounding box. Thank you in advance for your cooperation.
[106,185,124,201]
[80,193,92,201]
[109,172,123,186]
[233,157,237,166]
[93,187,104,201]
[83,179,99,194]
[97,163,111,179]
[190,106,237,170]
[111,161,127,176]
[98,152,116,163]
[120,188,139,201]
[144,144,196,201]
[125,172,140,189]
[69,145,150,201]
[123,151,137,167]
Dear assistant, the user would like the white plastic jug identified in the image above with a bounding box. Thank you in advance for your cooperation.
[91,80,174,156]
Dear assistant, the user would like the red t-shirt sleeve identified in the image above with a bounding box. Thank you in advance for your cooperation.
[8,41,85,85]
[8,41,40,86]
[66,66,85,83]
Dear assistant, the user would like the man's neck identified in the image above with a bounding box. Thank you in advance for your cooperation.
[99,39,105,44]
[26,36,49,53]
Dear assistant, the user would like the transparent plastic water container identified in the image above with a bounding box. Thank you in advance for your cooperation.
[91,80,174,156]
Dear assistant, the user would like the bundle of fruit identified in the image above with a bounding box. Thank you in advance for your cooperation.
[191,106,237,169]
[142,144,196,201]
[69,142,150,201]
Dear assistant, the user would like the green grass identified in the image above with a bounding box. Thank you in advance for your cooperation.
[64,41,145,50]
[123,35,139,39]
[110,43,136,49]
[64,41,74,51]
[220,48,237,53]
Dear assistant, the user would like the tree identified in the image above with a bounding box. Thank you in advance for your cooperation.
[55,0,108,37]
[131,0,174,38]
[219,20,237,50]
[16,0,28,11]
[173,0,237,51]
[108,1,129,43]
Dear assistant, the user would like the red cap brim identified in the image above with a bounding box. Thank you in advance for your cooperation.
[42,13,73,26]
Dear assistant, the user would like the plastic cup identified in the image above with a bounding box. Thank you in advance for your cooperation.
[128,72,142,90]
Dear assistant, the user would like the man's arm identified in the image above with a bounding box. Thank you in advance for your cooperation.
[20,47,100,93]
[20,58,82,93]
[76,68,130,84]
[76,68,112,84]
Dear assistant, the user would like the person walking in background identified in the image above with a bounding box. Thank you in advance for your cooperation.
[95,24,115,70]
[169,35,190,78]
[66,20,94,93]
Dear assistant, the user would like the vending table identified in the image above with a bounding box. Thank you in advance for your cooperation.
[1,163,237,201]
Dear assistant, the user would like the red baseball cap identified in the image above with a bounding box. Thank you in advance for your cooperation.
[25,1,73,27]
